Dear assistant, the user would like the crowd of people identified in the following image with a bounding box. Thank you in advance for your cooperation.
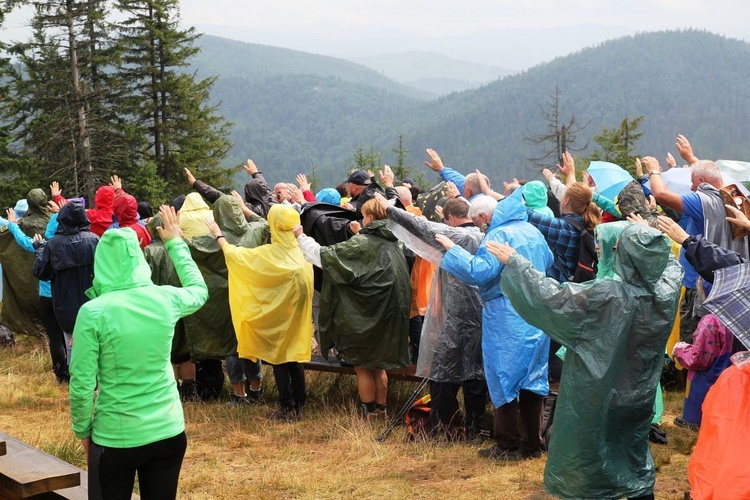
[0,134,748,499]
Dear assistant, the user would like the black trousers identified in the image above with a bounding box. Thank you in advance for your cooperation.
[272,362,306,409]
[89,431,187,500]
[408,315,423,364]
[494,389,544,454]
[428,379,487,435]
[39,296,68,381]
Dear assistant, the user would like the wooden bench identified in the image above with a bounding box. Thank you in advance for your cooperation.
[0,431,138,499]
[302,354,423,382]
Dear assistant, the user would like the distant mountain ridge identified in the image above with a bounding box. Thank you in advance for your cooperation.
[194,30,750,189]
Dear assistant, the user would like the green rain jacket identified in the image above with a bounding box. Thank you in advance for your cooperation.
[70,229,207,448]
[183,196,269,360]
[319,219,411,369]
[0,188,50,335]
[501,225,682,499]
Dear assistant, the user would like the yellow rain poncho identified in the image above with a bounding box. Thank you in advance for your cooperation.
[223,204,314,364]
[179,193,213,241]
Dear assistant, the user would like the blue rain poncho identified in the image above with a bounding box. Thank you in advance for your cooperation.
[440,189,553,406]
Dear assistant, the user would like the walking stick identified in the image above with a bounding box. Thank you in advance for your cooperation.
[376,377,429,443]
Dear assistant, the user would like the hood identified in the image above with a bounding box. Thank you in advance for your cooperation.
[146,214,163,241]
[522,181,549,210]
[213,195,249,240]
[13,199,28,218]
[360,219,398,241]
[94,186,115,211]
[244,179,275,214]
[137,201,153,220]
[56,199,91,234]
[316,188,341,205]
[594,221,630,279]
[613,224,670,289]
[26,188,48,215]
[616,181,655,224]
[179,192,213,240]
[268,203,300,249]
[113,194,138,226]
[87,228,153,299]
[489,188,528,231]
[171,194,186,212]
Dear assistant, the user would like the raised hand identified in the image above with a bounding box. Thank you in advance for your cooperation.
[476,169,491,194]
[205,217,222,238]
[50,181,61,198]
[435,233,456,250]
[424,149,444,172]
[296,173,311,192]
[231,190,244,204]
[285,184,304,204]
[725,204,750,231]
[641,156,662,175]
[557,152,575,177]
[666,152,677,168]
[243,160,259,176]
[485,241,516,265]
[46,201,60,214]
[675,134,698,164]
[379,164,394,188]
[32,234,45,245]
[110,175,122,190]
[656,215,690,244]
[434,205,444,220]
[373,192,390,211]
[542,168,556,182]
[184,167,196,186]
[635,158,644,177]
[5,208,17,224]
[445,181,460,199]
[156,205,182,242]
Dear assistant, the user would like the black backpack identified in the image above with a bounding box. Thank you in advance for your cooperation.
[556,216,597,283]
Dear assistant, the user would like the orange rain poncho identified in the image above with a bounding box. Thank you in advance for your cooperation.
[223,204,314,364]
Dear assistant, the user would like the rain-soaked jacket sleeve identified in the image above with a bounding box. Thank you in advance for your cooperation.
[440,167,466,193]
[441,244,501,288]
[683,235,748,283]
[70,305,99,439]
[297,234,322,268]
[500,252,588,347]
[386,206,465,265]
[192,179,224,204]
[164,238,208,316]
[548,177,566,202]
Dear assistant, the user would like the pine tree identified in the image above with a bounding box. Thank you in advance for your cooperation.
[589,117,644,176]
[116,0,233,200]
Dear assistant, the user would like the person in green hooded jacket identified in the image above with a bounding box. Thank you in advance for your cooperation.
[70,206,208,500]
[486,224,682,500]
[522,180,554,217]
[295,198,411,420]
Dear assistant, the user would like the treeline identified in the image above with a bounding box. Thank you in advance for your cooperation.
[0,0,232,205]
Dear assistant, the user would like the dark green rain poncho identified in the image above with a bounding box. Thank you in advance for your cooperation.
[144,214,189,361]
[318,219,411,369]
[500,225,682,499]
[183,196,269,360]
[0,189,50,335]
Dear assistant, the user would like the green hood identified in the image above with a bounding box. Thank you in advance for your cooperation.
[522,181,554,217]
[359,218,398,241]
[613,224,670,289]
[87,228,153,299]
[213,195,269,247]
[17,188,50,237]
[146,214,163,241]
[595,221,630,279]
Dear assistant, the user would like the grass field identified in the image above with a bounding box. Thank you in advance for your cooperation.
[0,335,697,499]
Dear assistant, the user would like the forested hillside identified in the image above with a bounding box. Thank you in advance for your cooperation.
[199,30,750,188]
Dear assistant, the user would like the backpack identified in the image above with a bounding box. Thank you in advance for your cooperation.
[405,395,432,440]
[556,216,597,283]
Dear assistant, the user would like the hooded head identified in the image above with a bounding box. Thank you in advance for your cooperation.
[13,199,28,218]
[613,224,671,290]
[244,179,274,216]
[594,221,630,279]
[488,188,527,231]
[616,181,655,225]
[26,188,48,215]
[268,204,300,249]
[178,193,212,240]
[146,214,163,241]
[94,186,115,211]
[522,181,554,217]
[137,201,153,221]
[171,194,186,212]
[213,195,249,241]
[316,188,341,205]
[113,194,139,226]
[87,228,153,299]
[57,199,91,235]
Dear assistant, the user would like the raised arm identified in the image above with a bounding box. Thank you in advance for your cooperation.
[643,156,683,213]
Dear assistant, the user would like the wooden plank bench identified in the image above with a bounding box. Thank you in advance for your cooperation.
[302,353,423,382]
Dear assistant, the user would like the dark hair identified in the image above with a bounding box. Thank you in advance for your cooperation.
[442,198,470,220]
[335,182,348,197]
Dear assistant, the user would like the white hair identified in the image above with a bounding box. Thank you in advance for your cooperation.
[468,195,498,219]
[691,160,722,184]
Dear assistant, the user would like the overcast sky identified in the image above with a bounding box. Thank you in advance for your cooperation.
[176,0,749,39]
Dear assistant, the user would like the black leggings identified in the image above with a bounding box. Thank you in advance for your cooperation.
[39,296,68,381]
[272,362,306,409]
[89,432,187,500]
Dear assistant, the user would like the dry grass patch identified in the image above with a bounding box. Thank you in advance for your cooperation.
[0,336,695,499]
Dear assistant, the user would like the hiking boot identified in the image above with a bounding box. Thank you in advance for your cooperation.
[180,380,201,403]
[523,448,544,459]
[226,393,254,408]
[246,388,265,404]
[674,417,700,432]
[267,405,300,422]
[478,445,524,461]
[649,423,668,444]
